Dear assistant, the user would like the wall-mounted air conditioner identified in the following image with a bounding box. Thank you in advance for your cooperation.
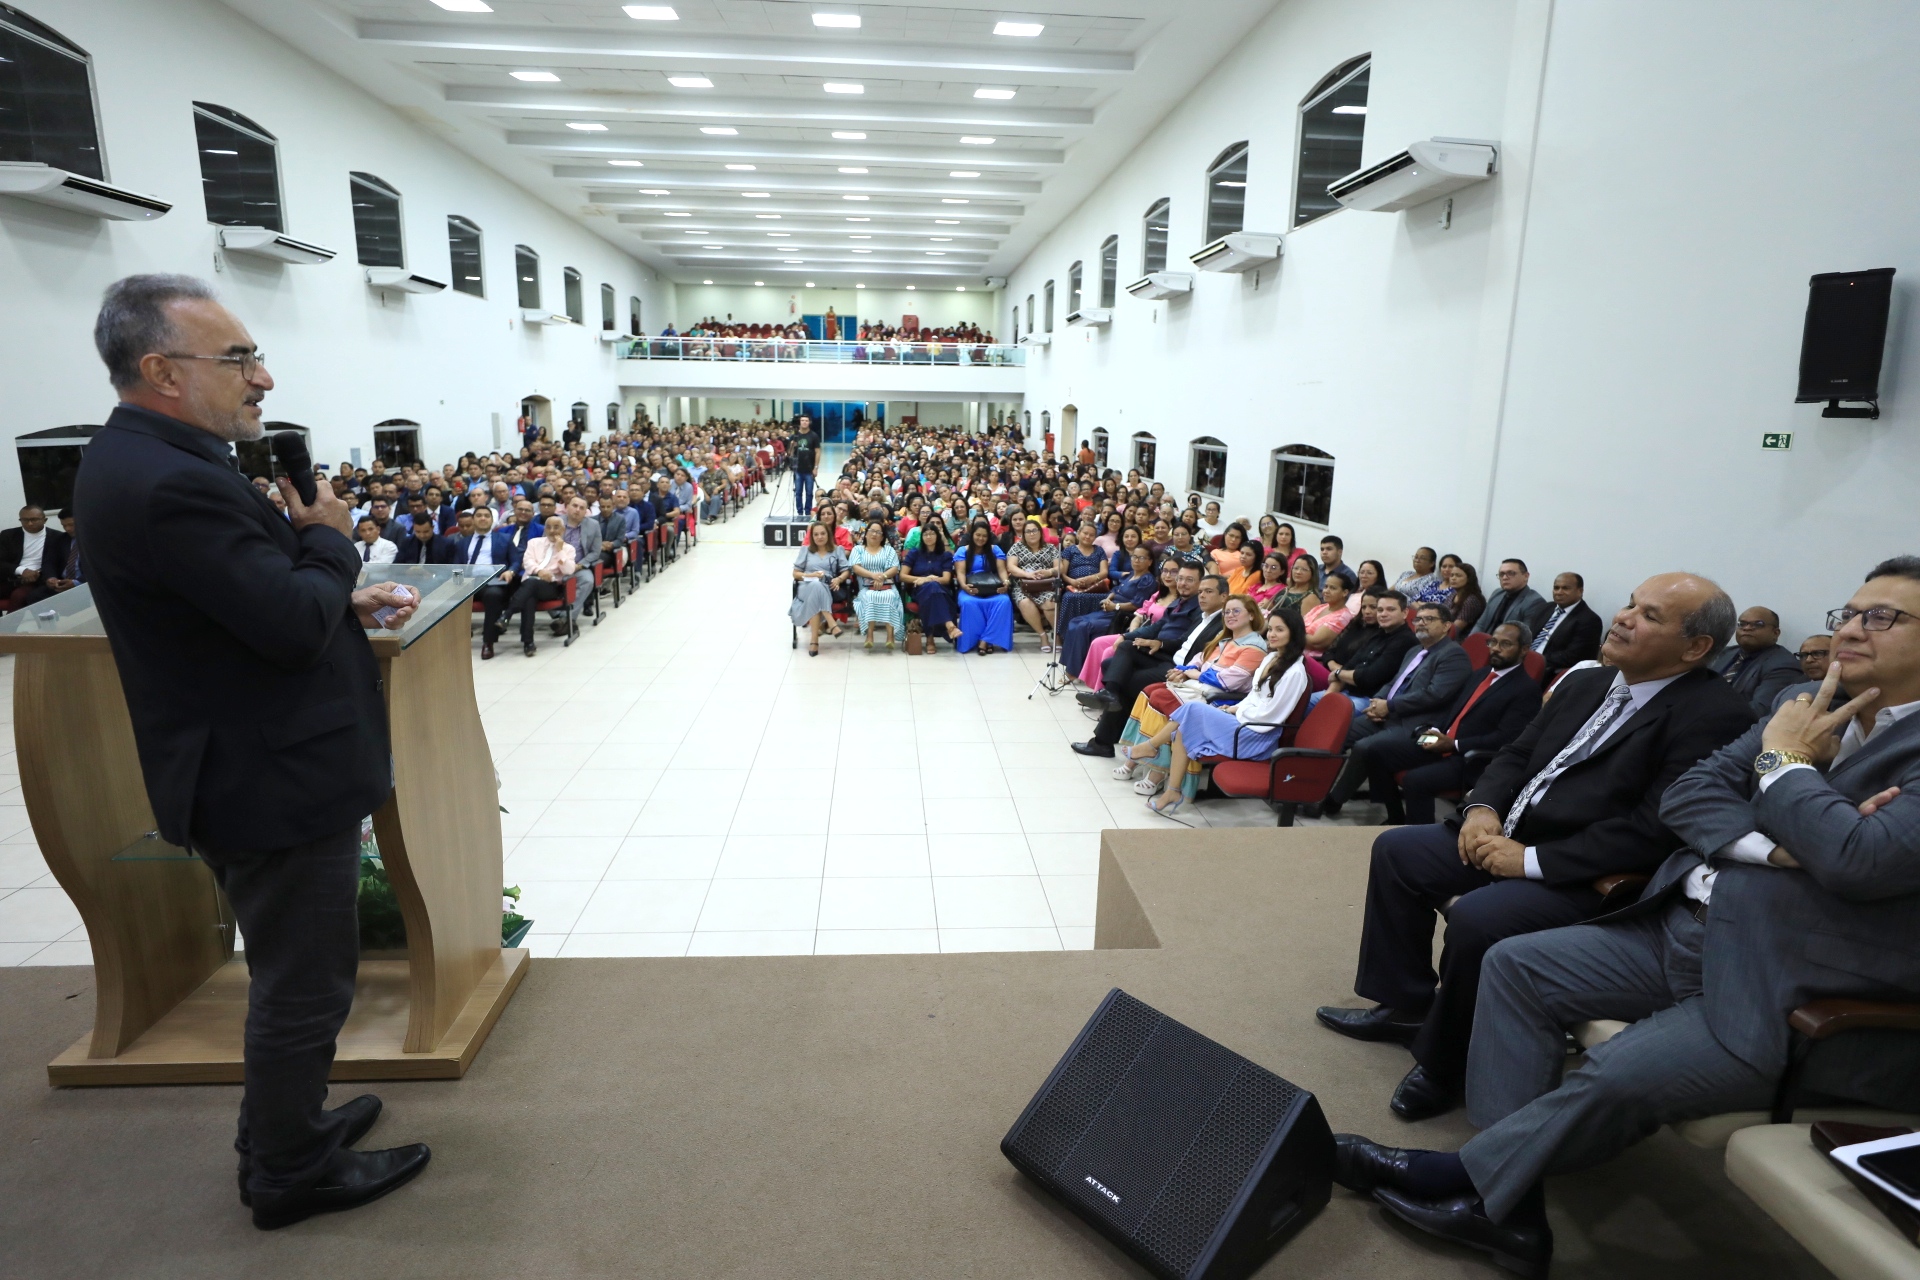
[1189,232,1282,274]
[983,276,1008,290]
[219,226,336,264]
[1126,272,1194,300]
[1021,332,1050,347]
[520,309,571,325]
[0,162,170,221]
[1328,138,1499,212]
[367,268,447,294]
[598,330,626,344]
[1065,308,1111,327]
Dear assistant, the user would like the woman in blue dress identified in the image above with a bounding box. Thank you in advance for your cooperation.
[901,521,960,651]
[953,521,1014,654]
[1060,544,1158,676]
[849,520,904,650]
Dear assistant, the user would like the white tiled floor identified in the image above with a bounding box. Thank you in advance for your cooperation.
[0,473,1368,966]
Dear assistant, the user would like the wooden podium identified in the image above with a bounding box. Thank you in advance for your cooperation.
[0,566,528,1086]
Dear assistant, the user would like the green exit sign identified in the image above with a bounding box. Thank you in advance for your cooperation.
[1762,432,1793,450]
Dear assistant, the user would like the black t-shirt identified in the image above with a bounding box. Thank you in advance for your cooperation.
[791,431,819,472]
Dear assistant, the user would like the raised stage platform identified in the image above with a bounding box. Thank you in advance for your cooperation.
[1,828,1825,1278]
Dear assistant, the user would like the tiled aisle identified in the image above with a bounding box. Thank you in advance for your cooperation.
[0,474,1321,966]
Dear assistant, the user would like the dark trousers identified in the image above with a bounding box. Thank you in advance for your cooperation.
[794,471,815,515]
[1355,824,1599,1086]
[510,578,565,642]
[1347,729,1482,824]
[195,827,362,1196]
[6,580,52,613]
[1092,643,1174,744]
[475,583,511,644]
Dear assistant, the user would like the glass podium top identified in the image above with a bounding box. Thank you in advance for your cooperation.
[0,564,497,650]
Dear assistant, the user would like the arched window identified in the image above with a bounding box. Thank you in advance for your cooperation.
[599,283,616,330]
[569,401,589,431]
[348,172,403,268]
[563,267,584,324]
[1189,436,1227,499]
[1271,444,1334,526]
[1204,142,1248,243]
[1141,198,1170,274]
[1090,427,1109,468]
[1025,293,1035,333]
[1132,431,1157,479]
[1294,55,1370,228]
[629,295,643,336]
[1067,261,1083,315]
[373,419,422,469]
[1043,280,1055,332]
[0,8,103,178]
[1011,307,1019,343]
[193,103,281,231]
[1040,409,1051,444]
[606,402,620,432]
[1099,236,1119,307]
[447,215,483,297]
[514,245,540,309]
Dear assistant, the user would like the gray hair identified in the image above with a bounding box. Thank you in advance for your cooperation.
[1681,581,1737,661]
[94,274,217,390]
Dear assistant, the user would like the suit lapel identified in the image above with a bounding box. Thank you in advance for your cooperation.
[1827,708,1920,785]
[1577,672,1702,768]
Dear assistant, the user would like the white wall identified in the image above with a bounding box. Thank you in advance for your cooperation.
[0,0,670,511]
[1007,0,1920,638]
[670,284,999,335]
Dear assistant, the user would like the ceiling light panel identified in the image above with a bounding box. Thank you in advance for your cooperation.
[510,71,558,82]
[699,127,738,136]
[822,83,865,94]
[973,88,1016,100]
[668,75,713,89]
[623,5,678,19]
[608,160,644,167]
[429,0,491,10]
[566,122,608,131]
[831,131,867,141]
[993,21,1044,37]
[811,13,860,28]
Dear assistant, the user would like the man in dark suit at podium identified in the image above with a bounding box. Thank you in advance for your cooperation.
[75,274,431,1229]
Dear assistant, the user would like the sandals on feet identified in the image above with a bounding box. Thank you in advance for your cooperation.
[1146,791,1185,818]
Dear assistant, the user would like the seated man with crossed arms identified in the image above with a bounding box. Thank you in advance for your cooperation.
[1334,556,1920,1279]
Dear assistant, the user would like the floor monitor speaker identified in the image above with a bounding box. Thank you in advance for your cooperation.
[1001,989,1334,1280]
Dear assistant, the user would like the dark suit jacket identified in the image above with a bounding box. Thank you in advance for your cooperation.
[395,533,459,565]
[73,404,390,850]
[1343,625,1419,697]
[1380,637,1471,724]
[1714,643,1804,718]
[1537,599,1603,677]
[1652,681,1920,1099]
[1437,664,1543,755]
[0,525,74,584]
[1462,666,1754,884]
[1471,585,1552,636]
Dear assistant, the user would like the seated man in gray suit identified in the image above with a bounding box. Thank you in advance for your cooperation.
[1470,559,1552,637]
[1715,604,1805,716]
[1331,555,1920,1279]
[1319,601,1471,814]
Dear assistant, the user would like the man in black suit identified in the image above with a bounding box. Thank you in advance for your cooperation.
[1071,566,1223,757]
[0,505,74,613]
[1351,621,1543,825]
[76,274,430,1229]
[1324,590,1418,703]
[1529,572,1601,680]
[1714,605,1805,717]
[1315,572,1753,1121]
[393,514,458,565]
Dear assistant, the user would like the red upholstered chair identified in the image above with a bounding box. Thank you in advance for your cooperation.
[1210,694,1353,826]
[1521,649,1545,683]
[1462,631,1490,669]
[535,575,580,647]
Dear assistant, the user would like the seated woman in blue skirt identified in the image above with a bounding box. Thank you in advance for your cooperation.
[1060,544,1159,676]
[1137,605,1310,818]
[953,521,1014,654]
[901,521,960,650]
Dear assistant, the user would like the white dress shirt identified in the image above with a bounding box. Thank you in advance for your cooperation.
[462,533,495,567]
[18,527,46,574]
[1685,697,1920,903]
[1169,608,1223,667]
[357,537,397,565]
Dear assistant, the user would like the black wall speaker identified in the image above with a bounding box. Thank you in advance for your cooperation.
[1001,989,1334,1280]
[1796,268,1895,411]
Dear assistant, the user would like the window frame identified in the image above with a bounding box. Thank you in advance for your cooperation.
[1090,427,1109,468]
[629,295,643,336]
[1292,55,1371,229]
[191,102,283,232]
[1043,280,1055,333]
[1067,261,1083,316]
[600,283,616,331]
[0,6,107,180]
[1270,443,1335,527]
[1203,142,1249,244]
[563,267,584,324]
[1025,293,1035,334]
[447,214,484,298]
[1131,431,1157,479]
[514,245,541,310]
[347,171,405,269]
[1099,235,1119,307]
[1141,198,1170,275]
[1189,436,1228,500]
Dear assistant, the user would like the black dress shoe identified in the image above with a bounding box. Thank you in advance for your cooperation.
[1390,1065,1459,1121]
[250,1144,432,1231]
[239,1094,384,1205]
[523,642,537,657]
[1071,740,1115,758]
[1372,1188,1552,1279]
[1075,689,1119,710]
[1315,1004,1426,1045]
[481,642,495,660]
[1332,1133,1420,1195]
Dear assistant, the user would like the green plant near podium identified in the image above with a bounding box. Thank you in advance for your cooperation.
[357,830,528,949]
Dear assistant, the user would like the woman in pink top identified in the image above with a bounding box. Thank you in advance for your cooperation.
[1302,574,1355,656]
[1079,557,1180,690]
[508,517,577,657]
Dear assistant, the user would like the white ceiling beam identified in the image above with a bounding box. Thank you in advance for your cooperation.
[444,86,1093,129]
[502,134,1064,168]
[627,221,1006,240]
[357,22,1132,76]
[562,167,1039,197]
[596,194,1020,220]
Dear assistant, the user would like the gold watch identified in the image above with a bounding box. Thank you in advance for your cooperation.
[1753,749,1813,777]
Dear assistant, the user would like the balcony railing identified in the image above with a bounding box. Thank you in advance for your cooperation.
[617,336,1023,366]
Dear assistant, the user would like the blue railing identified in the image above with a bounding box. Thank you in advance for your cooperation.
[618,337,1023,366]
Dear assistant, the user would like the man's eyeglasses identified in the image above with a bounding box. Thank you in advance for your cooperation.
[1826,606,1919,632]
[165,350,267,378]
[1795,650,1830,662]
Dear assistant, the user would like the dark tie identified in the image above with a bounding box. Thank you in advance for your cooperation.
[469,536,482,563]
[363,544,372,563]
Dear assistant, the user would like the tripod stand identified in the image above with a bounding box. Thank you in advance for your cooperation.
[1028,623,1071,700]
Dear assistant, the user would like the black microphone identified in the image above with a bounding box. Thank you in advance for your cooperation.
[272,431,317,505]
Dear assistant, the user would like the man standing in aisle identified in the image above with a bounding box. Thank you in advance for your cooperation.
[76,275,429,1229]
[791,414,820,517]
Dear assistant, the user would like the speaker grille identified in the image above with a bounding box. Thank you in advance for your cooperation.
[1005,991,1160,1176]
[1132,1065,1302,1276]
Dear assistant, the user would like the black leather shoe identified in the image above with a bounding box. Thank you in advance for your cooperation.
[250,1144,431,1231]
[1332,1133,1421,1194]
[1372,1188,1552,1279]
[1075,689,1119,710]
[1315,1004,1425,1045]
[481,642,495,660]
[240,1094,384,1205]
[1390,1065,1459,1121]
[1071,740,1115,758]
[523,642,537,657]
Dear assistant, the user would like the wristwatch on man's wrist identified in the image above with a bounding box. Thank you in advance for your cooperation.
[1754,749,1814,777]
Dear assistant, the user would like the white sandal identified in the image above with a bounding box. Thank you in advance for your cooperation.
[1111,761,1137,780]
[1133,773,1165,796]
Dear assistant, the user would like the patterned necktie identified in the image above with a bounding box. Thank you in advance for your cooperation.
[1503,682,1634,836]
[1531,607,1565,652]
